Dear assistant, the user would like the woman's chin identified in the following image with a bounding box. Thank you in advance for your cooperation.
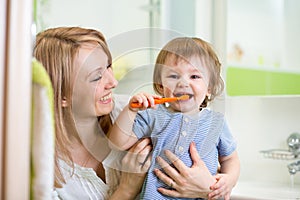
[96,102,114,116]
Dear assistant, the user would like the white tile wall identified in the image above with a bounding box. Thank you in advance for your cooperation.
[225,96,300,185]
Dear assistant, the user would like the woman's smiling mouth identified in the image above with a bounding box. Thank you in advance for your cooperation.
[99,93,112,103]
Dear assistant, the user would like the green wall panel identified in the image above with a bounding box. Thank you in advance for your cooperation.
[226,66,300,96]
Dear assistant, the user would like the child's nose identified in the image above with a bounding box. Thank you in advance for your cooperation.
[177,77,189,87]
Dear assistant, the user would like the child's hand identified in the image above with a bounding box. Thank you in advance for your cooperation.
[129,93,161,112]
[208,174,233,200]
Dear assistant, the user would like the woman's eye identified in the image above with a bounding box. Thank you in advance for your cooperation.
[90,73,102,82]
[89,64,111,82]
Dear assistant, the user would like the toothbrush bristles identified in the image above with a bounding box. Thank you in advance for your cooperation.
[178,95,189,100]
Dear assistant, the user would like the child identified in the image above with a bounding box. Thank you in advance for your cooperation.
[109,37,240,199]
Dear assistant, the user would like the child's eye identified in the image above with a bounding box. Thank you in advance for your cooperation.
[191,75,202,79]
[167,74,179,79]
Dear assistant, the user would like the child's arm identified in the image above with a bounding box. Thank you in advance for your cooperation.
[208,150,240,200]
[108,93,158,151]
[108,105,139,150]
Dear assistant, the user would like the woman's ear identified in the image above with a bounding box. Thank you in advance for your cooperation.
[61,97,69,107]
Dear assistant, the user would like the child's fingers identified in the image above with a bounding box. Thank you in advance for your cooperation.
[131,93,161,109]
[130,93,162,109]
[130,94,142,104]
[138,94,149,108]
[130,93,148,108]
[208,187,224,199]
[210,175,220,190]
[144,94,157,108]
[224,193,230,200]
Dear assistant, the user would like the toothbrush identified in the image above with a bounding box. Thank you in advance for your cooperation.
[130,95,190,108]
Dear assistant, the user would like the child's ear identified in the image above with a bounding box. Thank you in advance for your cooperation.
[156,84,164,94]
[206,88,212,100]
[61,97,69,107]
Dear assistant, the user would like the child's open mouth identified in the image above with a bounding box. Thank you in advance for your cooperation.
[174,93,193,100]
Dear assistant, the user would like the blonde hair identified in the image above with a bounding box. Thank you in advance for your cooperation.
[153,37,224,108]
[33,27,112,187]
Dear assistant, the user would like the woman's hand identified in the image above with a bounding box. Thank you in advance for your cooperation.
[154,142,217,199]
[110,138,152,200]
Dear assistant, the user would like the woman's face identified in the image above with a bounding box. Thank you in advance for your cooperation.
[160,55,210,114]
[72,43,118,119]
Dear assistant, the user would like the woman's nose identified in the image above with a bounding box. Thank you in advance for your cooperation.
[103,68,118,89]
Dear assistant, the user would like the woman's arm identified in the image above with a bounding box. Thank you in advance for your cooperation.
[154,142,217,199]
[109,138,152,200]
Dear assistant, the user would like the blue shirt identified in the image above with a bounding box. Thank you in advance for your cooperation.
[132,104,236,200]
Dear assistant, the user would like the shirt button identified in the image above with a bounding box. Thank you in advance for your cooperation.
[178,146,184,153]
[181,131,187,137]
[184,118,189,123]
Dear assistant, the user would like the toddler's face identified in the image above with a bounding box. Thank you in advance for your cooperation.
[160,55,210,114]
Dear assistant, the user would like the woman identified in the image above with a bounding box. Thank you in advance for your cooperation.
[34,26,224,199]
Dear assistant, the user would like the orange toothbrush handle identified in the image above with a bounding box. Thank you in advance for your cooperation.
[130,99,159,108]
[130,98,177,108]
[130,102,146,108]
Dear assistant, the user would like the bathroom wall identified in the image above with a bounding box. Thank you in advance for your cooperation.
[225,96,300,185]
[226,0,300,185]
[37,0,195,38]
[36,0,149,37]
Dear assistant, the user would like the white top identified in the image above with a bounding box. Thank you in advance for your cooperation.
[52,94,130,200]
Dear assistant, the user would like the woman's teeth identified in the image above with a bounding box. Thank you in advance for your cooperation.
[100,93,111,101]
